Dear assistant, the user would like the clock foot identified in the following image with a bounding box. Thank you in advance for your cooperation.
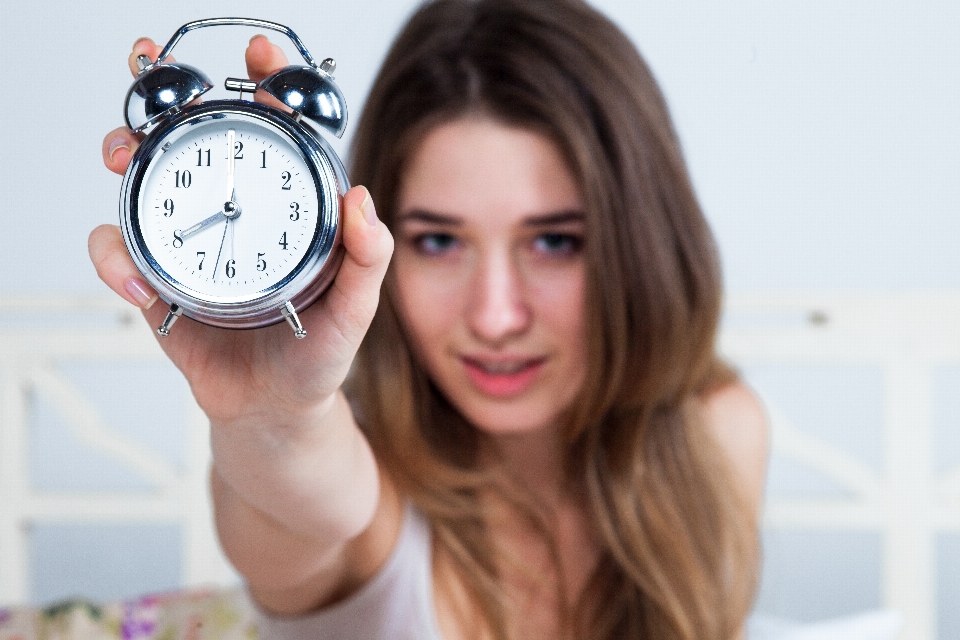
[157,304,183,337]
[281,301,307,339]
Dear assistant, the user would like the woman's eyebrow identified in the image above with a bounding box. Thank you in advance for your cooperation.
[397,209,462,226]
[523,210,585,227]
[397,209,584,226]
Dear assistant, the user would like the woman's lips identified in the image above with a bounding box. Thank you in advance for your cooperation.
[461,356,546,398]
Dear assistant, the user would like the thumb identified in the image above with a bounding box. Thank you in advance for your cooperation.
[314,186,394,347]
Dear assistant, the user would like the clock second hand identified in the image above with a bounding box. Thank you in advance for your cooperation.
[218,129,238,282]
[212,218,230,282]
[229,209,236,273]
[227,186,237,277]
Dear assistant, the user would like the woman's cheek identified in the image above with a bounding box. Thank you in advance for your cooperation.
[520,255,586,309]
[395,258,467,340]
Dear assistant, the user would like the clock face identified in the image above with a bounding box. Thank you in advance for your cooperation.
[136,117,321,302]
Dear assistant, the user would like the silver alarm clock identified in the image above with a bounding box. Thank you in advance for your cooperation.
[120,18,348,339]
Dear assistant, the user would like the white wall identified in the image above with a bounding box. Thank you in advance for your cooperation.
[6,0,957,295]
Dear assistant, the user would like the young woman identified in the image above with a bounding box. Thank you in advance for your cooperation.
[92,0,768,638]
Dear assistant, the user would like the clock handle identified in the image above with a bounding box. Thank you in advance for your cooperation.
[152,18,323,71]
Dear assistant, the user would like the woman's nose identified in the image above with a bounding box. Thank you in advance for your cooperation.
[466,249,532,344]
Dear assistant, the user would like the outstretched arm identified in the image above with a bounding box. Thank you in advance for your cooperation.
[91,36,401,614]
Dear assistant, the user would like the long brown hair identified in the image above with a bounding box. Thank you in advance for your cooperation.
[346,0,758,637]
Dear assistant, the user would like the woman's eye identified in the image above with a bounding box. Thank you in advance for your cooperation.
[414,233,459,255]
[533,233,582,255]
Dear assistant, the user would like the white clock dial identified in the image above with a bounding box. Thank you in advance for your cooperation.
[137,119,320,302]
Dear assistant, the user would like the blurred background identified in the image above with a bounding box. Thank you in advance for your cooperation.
[1,1,959,639]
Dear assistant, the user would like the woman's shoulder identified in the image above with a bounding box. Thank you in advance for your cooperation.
[699,381,770,514]
[701,381,767,442]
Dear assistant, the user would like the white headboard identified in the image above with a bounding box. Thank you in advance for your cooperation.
[3,293,960,639]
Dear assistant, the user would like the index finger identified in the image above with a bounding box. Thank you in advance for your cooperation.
[245,35,292,112]
[245,34,290,81]
[127,38,176,77]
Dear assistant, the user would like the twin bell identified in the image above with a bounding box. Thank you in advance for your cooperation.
[123,26,346,139]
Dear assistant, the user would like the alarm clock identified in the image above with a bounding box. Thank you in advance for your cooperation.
[119,18,348,339]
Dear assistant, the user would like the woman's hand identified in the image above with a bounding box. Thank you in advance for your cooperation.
[90,40,399,599]
[91,37,394,425]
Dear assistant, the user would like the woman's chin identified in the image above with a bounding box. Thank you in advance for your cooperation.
[458,401,559,438]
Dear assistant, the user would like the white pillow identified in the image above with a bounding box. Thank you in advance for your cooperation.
[748,610,902,640]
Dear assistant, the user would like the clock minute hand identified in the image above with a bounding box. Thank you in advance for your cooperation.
[227,129,235,203]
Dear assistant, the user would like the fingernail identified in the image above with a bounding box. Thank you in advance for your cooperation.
[125,277,158,309]
[109,137,130,162]
[250,34,267,44]
[359,189,377,227]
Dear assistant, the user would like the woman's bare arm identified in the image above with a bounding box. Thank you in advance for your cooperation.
[211,393,404,613]
[91,36,401,615]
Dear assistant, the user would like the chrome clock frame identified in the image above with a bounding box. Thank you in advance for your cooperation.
[120,100,347,331]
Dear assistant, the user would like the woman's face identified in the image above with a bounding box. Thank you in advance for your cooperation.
[393,116,587,436]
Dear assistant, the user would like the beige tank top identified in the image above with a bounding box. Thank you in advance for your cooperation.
[254,505,444,640]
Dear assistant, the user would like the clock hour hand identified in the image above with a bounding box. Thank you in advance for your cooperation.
[176,198,242,242]
[177,210,226,241]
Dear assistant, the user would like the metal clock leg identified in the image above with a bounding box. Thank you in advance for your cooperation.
[157,304,183,337]
[281,301,307,339]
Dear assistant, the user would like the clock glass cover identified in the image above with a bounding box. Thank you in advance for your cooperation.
[137,117,320,301]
